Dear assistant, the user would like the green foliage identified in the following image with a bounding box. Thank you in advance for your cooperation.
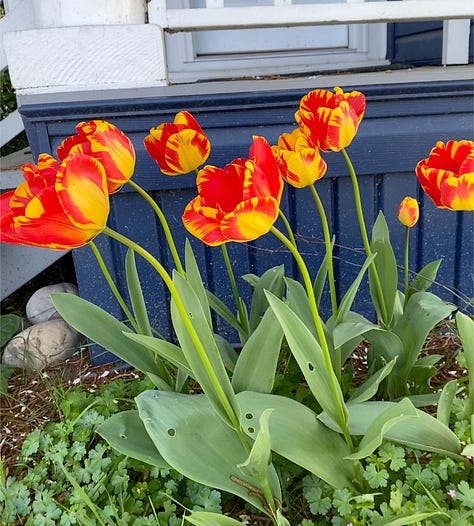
[0,313,22,348]
[0,377,223,524]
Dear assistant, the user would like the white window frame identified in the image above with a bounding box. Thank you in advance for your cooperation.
[163,0,388,83]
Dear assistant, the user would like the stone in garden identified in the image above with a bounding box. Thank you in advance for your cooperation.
[1,319,82,372]
[26,283,78,324]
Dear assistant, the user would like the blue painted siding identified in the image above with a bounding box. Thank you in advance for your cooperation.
[20,80,474,364]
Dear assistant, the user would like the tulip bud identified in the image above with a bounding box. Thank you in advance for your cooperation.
[397,197,419,228]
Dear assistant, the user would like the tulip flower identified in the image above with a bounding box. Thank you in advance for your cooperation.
[397,197,419,228]
[295,86,365,151]
[0,153,110,250]
[182,136,283,246]
[272,128,327,188]
[57,120,135,193]
[144,111,211,176]
[415,140,474,211]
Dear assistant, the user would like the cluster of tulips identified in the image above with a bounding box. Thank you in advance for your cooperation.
[1,86,472,254]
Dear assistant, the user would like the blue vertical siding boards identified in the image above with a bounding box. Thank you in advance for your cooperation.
[19,80,474,364]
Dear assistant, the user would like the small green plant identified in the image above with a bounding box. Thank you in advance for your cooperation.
[0,375,224,525]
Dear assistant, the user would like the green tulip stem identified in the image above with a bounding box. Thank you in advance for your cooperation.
[309,184,338,318]
[103,226,245,441]
[340,148,388,325]
[88,240,140,333]
[127,179,184,275]
[403,226,410,298]
[278,209,297,247]
[221,244,249,337]
[270,226,352,450]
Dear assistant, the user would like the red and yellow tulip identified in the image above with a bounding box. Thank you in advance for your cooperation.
[144,111,211,176]
[0,153,110,250]
[272,128,327,188]
[397,197,419,228]
[415,140,474,211]
[182,136,283,246]
[57,120,135,193]
[295,87,366,152]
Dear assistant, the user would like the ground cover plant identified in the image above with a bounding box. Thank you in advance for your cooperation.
[1,87,473,525]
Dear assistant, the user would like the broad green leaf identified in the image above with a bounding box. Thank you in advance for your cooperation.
[124,333,193,378]
[125,249,152,336]
[214,333,238,372]
[170,272,238,427]
[393,292,455,382]
[312,236,334,306]
[0,313,21,347]
[333,312,377,348]
[407,258,442,301]
[369,212,398,327]
[51,293,171,389]
[247,265,285,333]
[136,391,281,513]
[285,277,317,337]
[336,253,376,325]
[96,410,170,468]
[236,391,356,489]
[186,513,248,526]
[345,398,418,460]
[461,443,474,457]
[437,380,458,425]
[207,290,244,334]
[456,310,474,374]
[349,358,397,404]
[399,393,440,407]
[265,291,347,430]
[319,400,461,457]
[185,240,212,327]
[232,308,283,394]
[237,408,274,480]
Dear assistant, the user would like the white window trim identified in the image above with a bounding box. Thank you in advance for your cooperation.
[164,1,389,83]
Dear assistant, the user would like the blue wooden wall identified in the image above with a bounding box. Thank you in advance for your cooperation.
[20,79,474,364]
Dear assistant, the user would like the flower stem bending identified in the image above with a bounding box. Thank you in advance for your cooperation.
[309,183,338,319]
[102,226,245,441]
[403,226,410,299]
[127,179,184,275]
[88,240,140,333]
[341,148,388,325]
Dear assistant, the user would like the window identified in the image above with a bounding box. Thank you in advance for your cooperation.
[164,0,389,83]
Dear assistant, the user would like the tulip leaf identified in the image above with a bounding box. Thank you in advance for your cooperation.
[125,249,152,337]
[407,258,442,301]
[345,398,418,460]
[336,252,377,325]
[51,293,171,390]
[96,410,170,469]
[456,310,474,373]
[370,511,450,526]
[184,240,212,328]
[312,236,335,307]
[245,265,285,333]
[136,391,281,513]
[123,333,194,378]
[393,291,455,384]
[236,391,356,490]
[232,307,283,394]
[348,358,397,404]
[214,333,238,372]
[207,290,245,335]
[265,291,347,430]
[170,271,238,427]
[369,212,398,328]
[185,513,248,526]
[319,400,462,457]
[436,380,458,426]
[284,277,317,337]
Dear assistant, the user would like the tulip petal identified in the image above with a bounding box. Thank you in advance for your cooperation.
[440,174,474,211]
[197,164,245,212]
[245,136,283,202]
[55,154,110,230]
[165,129,211,175]
[182,197,227,246]
[220,197,279,242]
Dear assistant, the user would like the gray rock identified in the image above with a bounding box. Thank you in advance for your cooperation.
[26,283,78,324]
[1,319,82,371]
